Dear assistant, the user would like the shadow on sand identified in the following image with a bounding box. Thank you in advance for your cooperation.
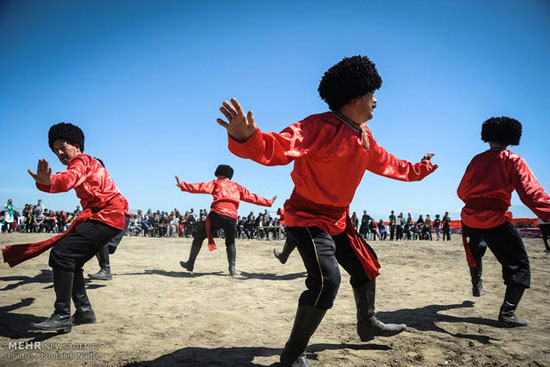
[377,300,501,344]
[238,271,306,281]
[0,269,52,291]
[116,269,226,278]
[115,269,305,281]
[0,298,64,342]
[124,343,390,367]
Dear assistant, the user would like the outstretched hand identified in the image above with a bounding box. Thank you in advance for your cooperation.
[271,195,277,203]
[175,176,182,189]
[421,152,438,170]
[216,98,258,143]
[28,159,52,185]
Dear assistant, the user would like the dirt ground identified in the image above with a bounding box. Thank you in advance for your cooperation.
[1,233,549,367]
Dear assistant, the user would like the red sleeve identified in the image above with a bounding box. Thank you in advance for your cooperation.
[227,120,322,166]
[511,156,550,221]
[37,155,89,193]
[179,180,216,194]
[365,131,436,181]
[238,185,273,207]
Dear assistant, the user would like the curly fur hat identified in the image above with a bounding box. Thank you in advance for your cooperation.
[48,122,85,152]
[481,117,522,146]
[318,55,382,111]
[215,165,234,179]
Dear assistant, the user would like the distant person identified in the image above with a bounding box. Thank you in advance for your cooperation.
[442,212,451,241]
[458,117,550,327]
[44,209,57,233]
[404,213,413,240]
[396,212,404,240]
[34,199,44,215]
[377,219,387,241]
[423,214,432,240]
[176,165,276,277]
[369,219,379,241]
[3,199,15,233]
[33,209,45,232]
[351,211,359,231]
[359,210,372,239]
[433,214,441,241]
[388,210,396,240]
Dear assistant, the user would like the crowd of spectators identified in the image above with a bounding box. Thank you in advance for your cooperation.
[2,199,458,243]
[355,210,453,241]
[1,199,82,234]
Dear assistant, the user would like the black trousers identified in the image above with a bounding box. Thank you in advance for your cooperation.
[287,226,375,310]
[193,212,237,249]
[49,220,122,272]
[105,215,130,254]
[389,225,395,240]
[462,222,530,288]
[443,228,451,240]
[396,225,403,240]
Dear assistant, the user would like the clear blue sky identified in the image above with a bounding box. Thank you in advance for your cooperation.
[1,0,548,220]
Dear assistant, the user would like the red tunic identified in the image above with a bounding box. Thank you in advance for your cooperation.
[228,112,436,278]
[3,154,129,267]
[179,178,273,218]
[228,112,436,235]
[457,149,550,229]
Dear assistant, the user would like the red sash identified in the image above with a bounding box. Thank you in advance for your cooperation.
[205,214,217,251]
[289,192,381,279]
[464,198,508,211]
[461,230,477,268]
[2,194,127,267]
[2,210,93,267]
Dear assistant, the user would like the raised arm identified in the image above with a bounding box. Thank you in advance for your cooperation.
[239,185,276,207]
[175,176,215,195]
[29,156,88,193]
[365,130,437,181]
[511,157,550,221]
[217,98,320,166]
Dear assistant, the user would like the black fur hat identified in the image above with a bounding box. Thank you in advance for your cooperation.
[481,117,522,146]
[48,122,85,152]
[215,165,234,179]
[318,55,382,111]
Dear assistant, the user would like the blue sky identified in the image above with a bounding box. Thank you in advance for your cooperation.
[1,0,548,220]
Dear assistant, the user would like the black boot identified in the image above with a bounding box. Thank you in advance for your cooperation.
[470,257,483,297]
[31,268,73,333]
[88,245,112,280]
[353,279,407,341]
[280,305,327,367]
[227,245,237,277]
[72,269,96,325]
[273,238,296,264]
[498,284,529,327]
[180,240,202,272]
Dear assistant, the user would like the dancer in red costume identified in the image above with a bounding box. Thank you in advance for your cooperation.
[176,164,276,277]
[2,122,130,333]
[217,55,437,367]
[458,117,550,327]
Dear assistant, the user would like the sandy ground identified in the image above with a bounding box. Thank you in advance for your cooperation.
[1,233,549,367]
